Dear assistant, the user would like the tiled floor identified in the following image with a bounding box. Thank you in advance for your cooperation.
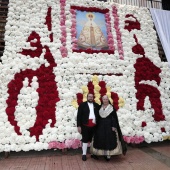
[0,141,170,170]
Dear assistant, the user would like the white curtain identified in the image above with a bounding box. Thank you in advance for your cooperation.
[150,8,170,65]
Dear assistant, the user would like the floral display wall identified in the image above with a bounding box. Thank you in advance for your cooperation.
[0,0,170,152]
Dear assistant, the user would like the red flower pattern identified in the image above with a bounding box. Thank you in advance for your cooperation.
[112,6,124,59]
[70,6,109,13]
[161,127,166,132]
[45,7,53,42]
[6,8,60,141]
[60,0,68,57]
[132,34,165,122]
[124,14,141,32]
[141,121,147,127]
[76,80,119,111]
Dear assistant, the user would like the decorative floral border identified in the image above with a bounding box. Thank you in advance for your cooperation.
[112,6,124,60]
[60,0,68,57]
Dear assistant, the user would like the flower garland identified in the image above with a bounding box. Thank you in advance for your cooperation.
[70,6,109,13]
[60,0,68,57]
[48,139,81,149]
[112,6,124,59]
[123,136,144,144]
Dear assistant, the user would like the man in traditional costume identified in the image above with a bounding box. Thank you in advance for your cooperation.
[77,93,99,161]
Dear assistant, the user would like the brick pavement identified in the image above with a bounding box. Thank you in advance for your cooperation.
[0,141,170,170]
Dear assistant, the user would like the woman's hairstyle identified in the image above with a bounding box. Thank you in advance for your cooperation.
[100,95,112,105]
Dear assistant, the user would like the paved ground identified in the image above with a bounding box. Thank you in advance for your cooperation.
[0,141,170,170]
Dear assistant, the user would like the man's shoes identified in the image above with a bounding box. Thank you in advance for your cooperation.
[91,154,99,160]
[82,155,87,161]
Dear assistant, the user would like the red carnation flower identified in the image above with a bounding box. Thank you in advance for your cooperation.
[141,121,147,127]
[76,93,83,105]
[87,82,94,88]
[6,107,15,115]
[14,126,22,135]
[76,93,83,100]
[48,100,56,107]
[99,81,106,88]
[154,114,165,121]
[161,127,166,132]
[100,88,107,96]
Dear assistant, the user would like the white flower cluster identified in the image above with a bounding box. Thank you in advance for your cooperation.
[0,0,169,152]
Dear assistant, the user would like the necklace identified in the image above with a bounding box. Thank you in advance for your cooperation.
[103,104,108,110]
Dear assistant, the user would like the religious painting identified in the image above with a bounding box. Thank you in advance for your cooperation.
[76,11,108,50]
[70,6,115,54]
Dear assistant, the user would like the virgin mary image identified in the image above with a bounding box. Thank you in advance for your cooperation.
[77,12,108,50]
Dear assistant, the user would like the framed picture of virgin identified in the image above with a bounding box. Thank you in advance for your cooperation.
[70,6,115,54]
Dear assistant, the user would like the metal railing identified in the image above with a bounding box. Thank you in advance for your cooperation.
[107,0,162,9]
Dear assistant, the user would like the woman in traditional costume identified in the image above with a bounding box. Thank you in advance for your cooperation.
[91,95,127,161]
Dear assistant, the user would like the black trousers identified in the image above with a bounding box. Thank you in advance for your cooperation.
[81,125,96,143]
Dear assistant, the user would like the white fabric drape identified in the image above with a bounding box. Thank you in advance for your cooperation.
[150,8,170,65]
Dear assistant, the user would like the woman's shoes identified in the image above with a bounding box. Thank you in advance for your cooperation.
[91,155,111,161]
[91,154,99,160]
[104,156,111,161]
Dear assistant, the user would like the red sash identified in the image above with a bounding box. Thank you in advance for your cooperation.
[84,119,96,127]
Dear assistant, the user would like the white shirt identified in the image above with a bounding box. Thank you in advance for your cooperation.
[87,102,96,123]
